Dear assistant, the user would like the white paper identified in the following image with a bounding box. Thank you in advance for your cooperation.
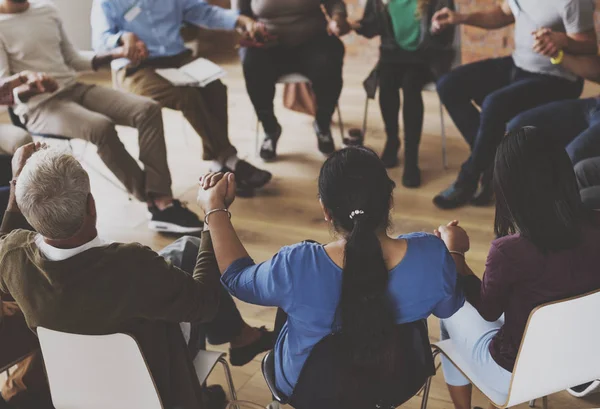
[155,58,226,88]
[155,68,198,87]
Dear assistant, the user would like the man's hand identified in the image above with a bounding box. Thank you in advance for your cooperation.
[14,73,58,102]
[328,14,351,37]
[12,142,47,179]
[197,172,236,214]
[119,32,148,65]
[532,28,567,58]
[431,7,464,34]
[236,15,260,39]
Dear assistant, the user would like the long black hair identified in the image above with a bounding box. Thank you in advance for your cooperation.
[494,126,590,253]
[318,147,397,374]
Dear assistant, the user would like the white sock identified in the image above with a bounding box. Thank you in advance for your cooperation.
[209,161,222,172]
[225,155,240,170]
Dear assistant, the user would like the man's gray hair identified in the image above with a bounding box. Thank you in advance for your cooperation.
[16,149,91,240]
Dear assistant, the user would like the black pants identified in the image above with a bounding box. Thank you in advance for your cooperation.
[378,62,431,168]
[159,236,244,355]
[437,56,584,186]
[241,34,345,132]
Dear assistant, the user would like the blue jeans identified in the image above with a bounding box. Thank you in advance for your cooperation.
[437,56,584,185]
[575,157,600,210]
[508,97,600,165]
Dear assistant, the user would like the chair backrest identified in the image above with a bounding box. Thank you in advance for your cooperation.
[37,327,163,409]
[288,320,435,409]
[506,290,600,407]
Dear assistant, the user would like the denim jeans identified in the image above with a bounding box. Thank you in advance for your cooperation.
[159,236,244,356]
[508,97,600,165]
[575,157,600,210]
[437,56,584,185]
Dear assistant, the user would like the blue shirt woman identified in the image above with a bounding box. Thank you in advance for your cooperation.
[221,232,465,396]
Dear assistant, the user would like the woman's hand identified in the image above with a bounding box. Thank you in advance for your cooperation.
[434,220,470,254]
[197,172,237,213]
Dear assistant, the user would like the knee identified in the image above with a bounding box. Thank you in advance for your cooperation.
[88,117,117,145]
[1,127,33,154]
[574,161,587,184]
[436,71,460,103]
[134,98,162,123]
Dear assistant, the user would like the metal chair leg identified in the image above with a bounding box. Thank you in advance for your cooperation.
[529,399,536,407]
[336,104,344,142]
[255,117,261,157]
[421,349,441,409]
[267,402,282,409]
[439,99,448,170]
[218,357,238,401]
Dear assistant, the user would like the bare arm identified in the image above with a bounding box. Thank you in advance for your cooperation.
[561,54,600,83]
[564,30,598,55]
[432,1,514,33]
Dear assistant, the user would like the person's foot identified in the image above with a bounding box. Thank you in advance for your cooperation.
[433,181,478,210]
[260,125,282,162]
[381,139,400,168]
[402,165,421,188]
[203,385,228,409]
[221,160,273,198]
[148,200,203,233]
[470,180,495,207]
[313,121,335,156]
[229,327,275,367]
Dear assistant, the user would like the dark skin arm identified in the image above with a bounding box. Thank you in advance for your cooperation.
[431,0,514,33]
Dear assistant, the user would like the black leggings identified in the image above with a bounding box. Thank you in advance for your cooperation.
[241,34,345,133]
[378,62,431,167]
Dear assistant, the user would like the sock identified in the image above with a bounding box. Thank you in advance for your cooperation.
[225,155,240,171]
[209,161,222,172]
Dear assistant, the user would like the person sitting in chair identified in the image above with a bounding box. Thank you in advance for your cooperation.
[0,144,274,409]
[92,0,272,197]
[234,0,350,161]
[0,0,206,233]
[431,0,596,210]
[195,147,465,406]
[435,127,600,409]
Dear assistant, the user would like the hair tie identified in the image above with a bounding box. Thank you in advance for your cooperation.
[349,209,365,220]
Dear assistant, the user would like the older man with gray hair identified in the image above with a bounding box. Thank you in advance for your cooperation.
[0,145,274,409]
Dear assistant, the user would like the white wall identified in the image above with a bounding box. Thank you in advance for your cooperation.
[51,0,94,50]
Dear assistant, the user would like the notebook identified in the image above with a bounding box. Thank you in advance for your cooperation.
[155,58,226,87]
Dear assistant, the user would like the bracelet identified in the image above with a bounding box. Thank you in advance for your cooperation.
[204,208,231,226]
[550,50,564,65]
[449,250,465,258]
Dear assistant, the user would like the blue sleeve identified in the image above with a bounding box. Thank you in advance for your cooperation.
[220,247,295,311]
[182,0,240,31]
[432,245,465,319]
[91,0,124,51]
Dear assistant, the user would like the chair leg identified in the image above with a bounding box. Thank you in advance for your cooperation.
[542,396,548,409]
[267,402,282,409]
[218,357,238,401]
[421,349,442,409]
[529,399,536,407]
[439,99,448,170]
[336,104,344,142]
[255,117,261,157]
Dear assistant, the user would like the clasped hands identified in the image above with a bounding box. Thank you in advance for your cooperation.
[532,27,567,58]
[197,172,237,216]
[434,220,470,256]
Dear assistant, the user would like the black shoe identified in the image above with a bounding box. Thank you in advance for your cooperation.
[260,125,282,162]
[381,139,400,168]
[229,327,275,367]
[433,181,478,210]
[233,160,272,189]
[148,200,203,233]
[470,181,495,207]
[203,385,228,409]
[402,165,421,188]
[313,121,335,156]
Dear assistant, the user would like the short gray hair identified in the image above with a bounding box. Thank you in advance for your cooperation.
[16,149,91,240]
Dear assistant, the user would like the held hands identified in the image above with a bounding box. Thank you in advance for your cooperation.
[118,32,149,65]
[12,142,47,179]
[434,220,470,254]
[532,28,567,58]
[197,172,237,214]
[431,7,463,34]
[328,14,351,37]
[14,72,58,101]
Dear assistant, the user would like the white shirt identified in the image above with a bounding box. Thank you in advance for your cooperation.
[35,234,109,262]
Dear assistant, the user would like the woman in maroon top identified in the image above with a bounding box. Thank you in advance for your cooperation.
[435,126,600,409]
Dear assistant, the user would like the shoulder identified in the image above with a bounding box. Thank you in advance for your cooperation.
[277,241,323,259]
[0,230,37,253]
[399,232,446,254]
[491,233,534,255]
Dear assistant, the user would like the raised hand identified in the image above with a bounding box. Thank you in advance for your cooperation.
[434,220,470,254]
[431,7,463,34]
[532,28,567,58]
[197,172,237,213]
[118,32,148,64]
[12,142,47,179]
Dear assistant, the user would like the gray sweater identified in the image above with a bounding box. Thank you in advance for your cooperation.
[235,0,347,47]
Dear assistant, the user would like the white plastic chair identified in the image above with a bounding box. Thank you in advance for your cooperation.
[37,326,237,409]
[421,290,600,409]
[254,73,345,155]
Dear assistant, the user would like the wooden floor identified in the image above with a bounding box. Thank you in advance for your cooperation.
[11,54,600,408]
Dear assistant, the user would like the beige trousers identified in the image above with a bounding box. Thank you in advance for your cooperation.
[24,83,172,202]
[0,125,33,155]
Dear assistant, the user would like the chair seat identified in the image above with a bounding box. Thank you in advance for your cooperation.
[193,350,226,385]
[434,340,508,407]
[277,73,310,85]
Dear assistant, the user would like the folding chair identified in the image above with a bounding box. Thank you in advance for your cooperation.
[38,326,237,409]
[421,290,600,409]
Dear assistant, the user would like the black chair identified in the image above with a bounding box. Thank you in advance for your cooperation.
[262,319,436,409]
[8,107,129,195]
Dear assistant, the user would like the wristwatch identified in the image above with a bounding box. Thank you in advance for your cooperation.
[551,50,565,65]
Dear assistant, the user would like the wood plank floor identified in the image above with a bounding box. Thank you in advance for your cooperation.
[8,54,600,408]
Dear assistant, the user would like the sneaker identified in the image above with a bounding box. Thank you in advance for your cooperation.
[402,165,421,188]
[470,180,495,207]
[313,121,335,156]
[260,125,282,162]
[381,138,400,169]
[148,200,203,233]
[229,327,275,367]
[433,181,478,210]
[220,160,272,198]
[568,380,600,398]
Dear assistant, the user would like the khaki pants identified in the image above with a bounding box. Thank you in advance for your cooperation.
[0,125,33,156]
[118,54,236,162]
[0,299,53,408]
[25,83,172,202]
